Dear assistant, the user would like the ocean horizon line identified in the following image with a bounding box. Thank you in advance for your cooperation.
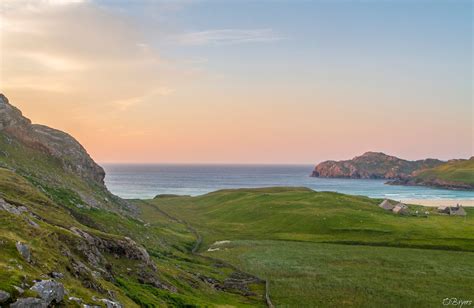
[100,162,316,166]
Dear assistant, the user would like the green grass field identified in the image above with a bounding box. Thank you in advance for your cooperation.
[206,240,474,307]
[148,187,474,307]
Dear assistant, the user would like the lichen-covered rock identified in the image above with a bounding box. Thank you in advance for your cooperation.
[15,242,31,263]
[10,297,47,308]
[0,198,28,215]
[0,289,10,303]
[30,280,65,305]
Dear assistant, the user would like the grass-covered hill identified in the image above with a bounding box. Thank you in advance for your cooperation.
[406,158,474,190]
[150,188,474,306]
[0,94,267,307]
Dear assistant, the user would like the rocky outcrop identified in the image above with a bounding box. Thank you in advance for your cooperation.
[30,280,65,306]
[0,198,28,215]
[70,227,155,268]
[311,152,443,180]
[0,94,105,185]
[68,227,172,291]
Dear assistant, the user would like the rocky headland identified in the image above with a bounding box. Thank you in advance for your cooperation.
[311,152,473,190]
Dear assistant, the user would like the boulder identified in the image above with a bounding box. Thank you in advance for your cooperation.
[15,242,31,262]
[10,297,47,308]
[68,296,83,304]
[99,298,123,308]
[30,280,65,305]
[0,290,10,303]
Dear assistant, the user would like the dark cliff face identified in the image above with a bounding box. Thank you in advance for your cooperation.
[311,152,444,180]
[0,94,105,185]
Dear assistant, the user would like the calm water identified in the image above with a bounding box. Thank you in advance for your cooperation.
[102,164,474,200]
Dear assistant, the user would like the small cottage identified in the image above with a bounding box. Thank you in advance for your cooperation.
[392,203,409,215]
[449,205,467,216]
[437,206,449,214]
[438,204,467,216]
[379,199,395,211]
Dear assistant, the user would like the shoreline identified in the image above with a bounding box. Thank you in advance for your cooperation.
[401,199,474,207]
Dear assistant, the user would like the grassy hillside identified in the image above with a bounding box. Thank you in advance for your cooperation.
[0,131,128,213]
[0,95,271,307]
[0,167,267,306]
[153,187,474,251]
[413,158,474,188]
[149,187,474,307]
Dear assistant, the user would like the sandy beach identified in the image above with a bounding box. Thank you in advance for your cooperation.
[402,199,474,207]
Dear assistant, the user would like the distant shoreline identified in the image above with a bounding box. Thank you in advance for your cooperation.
[402,199,474,207]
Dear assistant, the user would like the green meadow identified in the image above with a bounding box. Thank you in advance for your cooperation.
[148,187,474,307]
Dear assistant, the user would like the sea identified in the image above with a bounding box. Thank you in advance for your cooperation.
[102,164,474,201]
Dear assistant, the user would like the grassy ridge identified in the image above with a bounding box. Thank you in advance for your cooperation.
[153,187,474,251]
[414,158,474,186]
[150,187,474,306]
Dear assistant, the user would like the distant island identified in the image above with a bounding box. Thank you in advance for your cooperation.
[311,152,474,190]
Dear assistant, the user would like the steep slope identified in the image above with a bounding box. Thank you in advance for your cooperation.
[311,152,443,179]
[0,94,104,185]
[0,93,128,212]
[0,94,266,307]
[389,158,474,190]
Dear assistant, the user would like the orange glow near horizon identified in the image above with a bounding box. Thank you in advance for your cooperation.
[1,1,472,164]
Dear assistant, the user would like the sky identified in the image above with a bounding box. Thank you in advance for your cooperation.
[0,0,472,164]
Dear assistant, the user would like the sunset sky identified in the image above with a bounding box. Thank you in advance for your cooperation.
[0,0,472,164]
